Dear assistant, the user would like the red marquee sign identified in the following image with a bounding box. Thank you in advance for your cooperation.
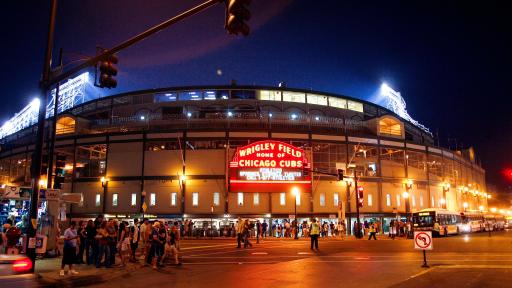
[229,140,311,193]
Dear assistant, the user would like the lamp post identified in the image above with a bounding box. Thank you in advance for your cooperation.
[404,179,413,221]
[100,176,109,214]
[210,205,214,240]
[463,202,468,212]
[442,183,450,209]
[345,179,353,236]
[292,187,300,240]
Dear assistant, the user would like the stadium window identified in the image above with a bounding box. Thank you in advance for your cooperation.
[95,194,101,207]
[154,92,177,103]
[320,193,326,207]
[131,193,136,207]
[178,91,202,101]
[231,90,256,99]
[150,193,156,206]
[171,192,177,206]
[192,192,199,206]
[328,97,347,109]
[419,194,424,207]
[411,195,416,207]
[307,93,328,106]
[203,90,217,100]
[112,193,118,207]
[280,193,286,206]
[431,196,435,207]
[333,193,339,206]
[258,90,281,101]
[213,192,220,206]
[295,193,301,206]
[368,194,373,206]
[282,91,306,103]
[347,100,364,112]
[396,194,401,207]
[238,192,244,206]
[253,193,260,206]
[386,194,391,206]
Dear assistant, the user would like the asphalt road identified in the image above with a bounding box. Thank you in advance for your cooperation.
[88,230,512,288]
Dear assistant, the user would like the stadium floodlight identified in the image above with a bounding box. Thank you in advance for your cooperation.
[380,83,432,136]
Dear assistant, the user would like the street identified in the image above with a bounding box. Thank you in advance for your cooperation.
[2,230,507,288]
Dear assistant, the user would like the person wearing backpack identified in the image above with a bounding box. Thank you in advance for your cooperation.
[309,218,320,251]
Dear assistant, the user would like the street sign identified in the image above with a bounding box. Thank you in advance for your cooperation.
[289,214,295,219]
[414,231,433,250]
[142,202,148,213]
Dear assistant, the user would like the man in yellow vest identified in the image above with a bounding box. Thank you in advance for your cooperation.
[309,218,320,250]
[368,223,377,240]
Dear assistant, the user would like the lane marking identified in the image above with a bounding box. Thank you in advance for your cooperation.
[180,244,234,250]
[408,267,434,279]
[434,265,512,269]
[354,257,370,260]
[297,252,313,255]
[251,252,268,255]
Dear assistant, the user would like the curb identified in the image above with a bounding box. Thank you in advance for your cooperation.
[38,267,134,287]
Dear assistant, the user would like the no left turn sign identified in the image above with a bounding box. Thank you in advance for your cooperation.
[414,231,433,250]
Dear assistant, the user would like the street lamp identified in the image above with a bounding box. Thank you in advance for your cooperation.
[100,176,109,214]
[463,202,468,212]
[210,205,214,240]
[403,179,413,221]
[292,187,300,240]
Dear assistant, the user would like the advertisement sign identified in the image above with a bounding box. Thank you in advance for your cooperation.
[0,185,21,199]
[229,140,311,193]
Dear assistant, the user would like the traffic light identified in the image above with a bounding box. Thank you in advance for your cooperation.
[225,0,251,36]
[337,169,344,181]
[98,54,118,88]
[357,186,364,207]
[54,155,66,189]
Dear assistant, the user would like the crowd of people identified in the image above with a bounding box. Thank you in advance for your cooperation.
[58,215,182,276]
[270,220,346,239]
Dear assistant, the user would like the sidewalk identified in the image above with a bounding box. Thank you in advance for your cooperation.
[180,234,411,241]
[36,257,136,287]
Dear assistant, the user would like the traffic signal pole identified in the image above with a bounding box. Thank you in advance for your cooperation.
[27,0,237,272]
[354,176,361,239]
[26,0,58,272]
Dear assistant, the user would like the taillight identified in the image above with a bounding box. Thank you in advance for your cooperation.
[12,258,32,273]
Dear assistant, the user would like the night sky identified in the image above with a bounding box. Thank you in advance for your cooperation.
[0,1,511,194]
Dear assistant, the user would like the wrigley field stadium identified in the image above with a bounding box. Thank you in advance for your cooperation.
[0,72,488,239]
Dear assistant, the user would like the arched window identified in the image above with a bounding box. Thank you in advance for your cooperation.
[56,116,75,135]
[379,116,403,137]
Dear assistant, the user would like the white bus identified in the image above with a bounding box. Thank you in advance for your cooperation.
[460,211,484,233]
[412,208,463,236]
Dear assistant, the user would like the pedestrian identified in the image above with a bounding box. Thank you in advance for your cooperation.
[389,220,396,240]
[309,218,320,250]
[130,218,140,262]
[368,223,377,240]
[107,220,117,266]
[338,221,346,239]
[160,221,181,266]
[85,220,96,265]
[5,220,21,254]
[139,218,148,260]
[236,218,244,248]
[60,221,79,276]
[243,220,253,248]
[256,220,261,243]
[172,221,181,251]
[262,220,268,238]
[77,221,86,264]
[117,222,130,267]
[95,221,111,268]
[149,221,164,269]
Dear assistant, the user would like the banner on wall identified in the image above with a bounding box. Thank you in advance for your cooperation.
[229,140,311,193]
